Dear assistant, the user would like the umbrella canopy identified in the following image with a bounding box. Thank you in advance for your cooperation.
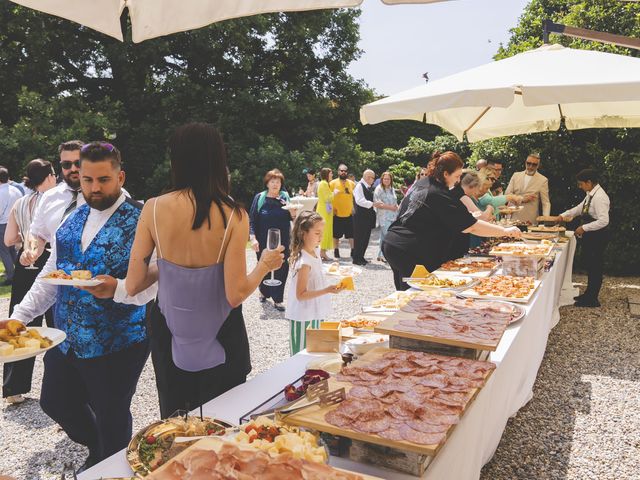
[10,0,454,43]
[360,44,640,142]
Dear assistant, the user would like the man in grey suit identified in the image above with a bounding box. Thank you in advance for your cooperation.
[505,153,551,225]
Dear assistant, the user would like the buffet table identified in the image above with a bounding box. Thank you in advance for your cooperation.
[81,240,577,480]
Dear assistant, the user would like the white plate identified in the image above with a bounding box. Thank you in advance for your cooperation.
[343,334,389,355]
[322,265,363,277]
[281,204,304,210]
[460,280,542,304]
[406,275,475,291]
[0,327,66,363]
[41,278,103,287]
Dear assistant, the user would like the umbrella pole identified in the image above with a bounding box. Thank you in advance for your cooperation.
[463,107,491,139]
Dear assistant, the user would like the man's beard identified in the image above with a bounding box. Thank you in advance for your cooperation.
[84,190,121,211]
[339,173,348,180]
[63,171,80,189]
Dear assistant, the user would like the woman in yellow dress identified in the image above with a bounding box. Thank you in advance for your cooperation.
[316,167,334,261]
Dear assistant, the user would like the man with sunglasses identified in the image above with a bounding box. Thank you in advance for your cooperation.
[25,140,84,266]
[505,153,551,225]
[329,164,356,259]
[1,142,154,472]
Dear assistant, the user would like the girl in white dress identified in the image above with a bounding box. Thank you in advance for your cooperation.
[285,211,342,355]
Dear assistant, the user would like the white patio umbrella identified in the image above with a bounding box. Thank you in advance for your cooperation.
[10,0,455,43]
[360,44,640,142]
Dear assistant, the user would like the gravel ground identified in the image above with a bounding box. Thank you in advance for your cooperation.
[0,230,638,479]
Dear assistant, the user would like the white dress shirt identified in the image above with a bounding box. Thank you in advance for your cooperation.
[354,179,374,209]
[523,173,533,190]
[12,193,157,324]
[0,183,24,224]
[29,182,84,243]
[561,184,610,232]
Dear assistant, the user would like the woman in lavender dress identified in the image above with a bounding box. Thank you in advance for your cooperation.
[126,123,284,417]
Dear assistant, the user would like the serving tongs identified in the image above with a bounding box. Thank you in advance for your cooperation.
[276,387,346,419]
[245,379,331,420]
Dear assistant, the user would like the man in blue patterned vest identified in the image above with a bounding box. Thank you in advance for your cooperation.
[1,142,154,472]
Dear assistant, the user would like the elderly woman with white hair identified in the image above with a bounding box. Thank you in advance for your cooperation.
[352,169,383,266]
[449,170,495,259]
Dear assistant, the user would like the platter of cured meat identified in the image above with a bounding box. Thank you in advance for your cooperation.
[147,436,379,480]
[374,293,522,351]
[460,275,541,304]
[281,348,495,456]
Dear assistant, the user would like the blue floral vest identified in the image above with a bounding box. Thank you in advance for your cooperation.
[54,198,147,359]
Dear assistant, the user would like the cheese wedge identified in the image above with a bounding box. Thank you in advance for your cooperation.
[0,342,14,356]
[411,265,429,278]
[336,276,355,291]
[24,338,41,350]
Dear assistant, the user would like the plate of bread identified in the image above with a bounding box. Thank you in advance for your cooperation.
[41,269,103,286]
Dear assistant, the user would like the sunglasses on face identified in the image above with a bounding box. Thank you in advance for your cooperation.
[526,162,539,167]
[60,160,80,169]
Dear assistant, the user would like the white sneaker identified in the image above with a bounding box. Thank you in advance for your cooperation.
[6,394,25,404]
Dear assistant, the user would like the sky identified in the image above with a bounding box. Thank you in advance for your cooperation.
[347,0,531,96]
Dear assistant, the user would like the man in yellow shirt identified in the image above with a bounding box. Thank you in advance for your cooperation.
[329,164,355,259]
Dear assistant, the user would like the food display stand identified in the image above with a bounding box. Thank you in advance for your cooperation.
[79,239,577,480]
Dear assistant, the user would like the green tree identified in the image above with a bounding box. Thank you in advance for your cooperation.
[0,5,374,201]
[483,0,640,274]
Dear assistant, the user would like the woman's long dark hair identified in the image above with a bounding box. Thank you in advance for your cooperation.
[168,123,241,230]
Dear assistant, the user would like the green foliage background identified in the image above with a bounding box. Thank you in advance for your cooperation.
[1,0,639,273]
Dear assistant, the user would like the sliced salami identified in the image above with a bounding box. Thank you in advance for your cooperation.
[405,418,450,434]
[352,416,390,433]
[325,409,353,428]
[348,386,373,399]
[398,424,446,446]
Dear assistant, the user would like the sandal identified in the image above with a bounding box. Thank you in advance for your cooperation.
[259,294,267,303]
[274,302,286,312]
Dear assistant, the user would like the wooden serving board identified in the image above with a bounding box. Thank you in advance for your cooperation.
[374,309,502,351]
[281,347,494,457]
[148,437,382,480]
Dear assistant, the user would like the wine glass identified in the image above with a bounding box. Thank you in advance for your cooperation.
[262,228,282,287]
[23,231,38,270]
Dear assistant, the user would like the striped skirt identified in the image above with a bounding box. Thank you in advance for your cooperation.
[289,320,322,356]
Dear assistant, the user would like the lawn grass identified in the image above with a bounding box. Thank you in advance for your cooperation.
[0,262,12,299]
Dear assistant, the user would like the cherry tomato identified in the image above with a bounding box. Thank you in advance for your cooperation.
[145,435,156,444]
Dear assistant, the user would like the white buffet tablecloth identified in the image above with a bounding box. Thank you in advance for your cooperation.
[80,241,577,480]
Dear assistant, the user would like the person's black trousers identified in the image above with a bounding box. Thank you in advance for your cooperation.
[382,241,416,291]
[256,249,289,303]
[352,213,374,262]
[39,340,150,462]
[3,248,54,398]
[148,301,251,420]
[581,228,609,301]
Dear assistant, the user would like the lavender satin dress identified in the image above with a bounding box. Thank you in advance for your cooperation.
[154,200,234,372]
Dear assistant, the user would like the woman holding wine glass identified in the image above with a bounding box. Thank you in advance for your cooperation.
[2,159,56,405]
[125,123,284,418]
[249,169,296,311]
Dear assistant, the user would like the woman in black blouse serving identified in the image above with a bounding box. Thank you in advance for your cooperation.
[382,152,522,290]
